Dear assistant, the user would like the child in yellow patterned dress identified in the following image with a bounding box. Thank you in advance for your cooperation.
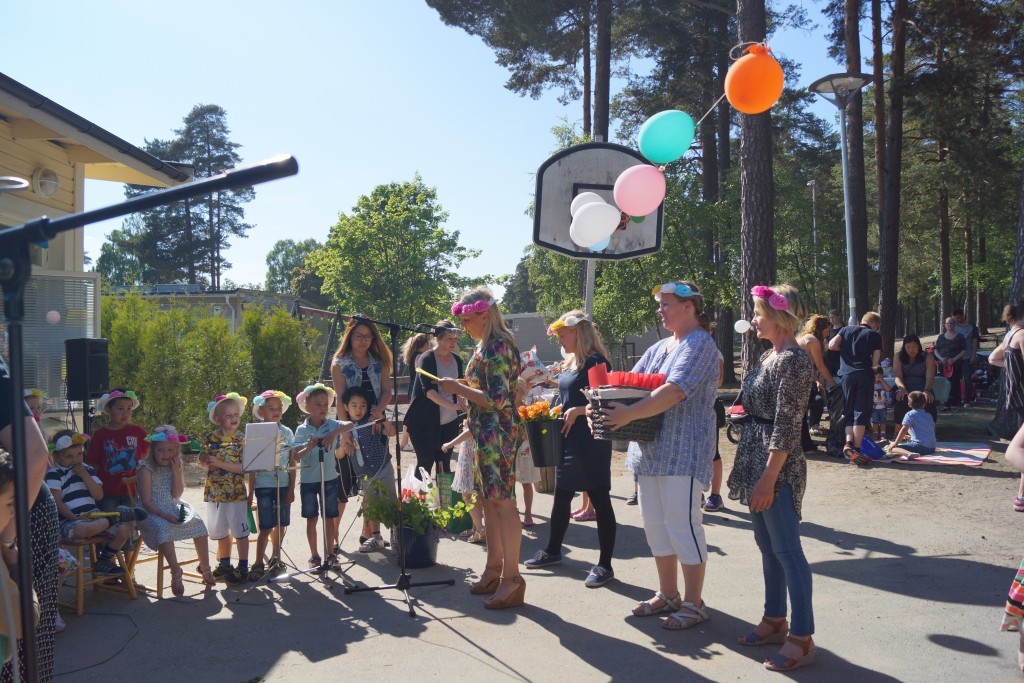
[200,392,250,587]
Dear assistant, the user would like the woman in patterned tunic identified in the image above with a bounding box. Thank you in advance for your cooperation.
[601,282,720,631]
[728,284,815,672]
[439,287,525,609]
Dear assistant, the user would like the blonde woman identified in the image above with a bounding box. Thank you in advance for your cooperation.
[728,284,815,672]
[797,314,837,451]
[524,311,617,587]
[439,287,525,609]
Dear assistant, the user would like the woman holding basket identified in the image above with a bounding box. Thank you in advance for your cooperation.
[524,311,617,587]
[601,281,720,630]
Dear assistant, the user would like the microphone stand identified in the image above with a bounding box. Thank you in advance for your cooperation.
[0,155,298,680]
[341,313,455,617]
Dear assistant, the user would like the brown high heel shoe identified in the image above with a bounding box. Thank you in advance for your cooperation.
[484,575,526,610]
[470,565,502,595]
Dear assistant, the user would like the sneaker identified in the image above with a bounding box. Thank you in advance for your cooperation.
[212,564,233,582]
[584,565,614,588]
[524,549,562,568]
[308,556,322,570]
[359,536,386,553]
[844,444,871,466]
[625,493,638,506]
[247,562,265,582]
[221,567,245,587]
[91,558,124,577]
[54,613,66,633]
[703,493,724,512]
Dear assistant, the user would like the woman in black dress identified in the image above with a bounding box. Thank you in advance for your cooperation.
[524,311,617,588]
[404,322,465,476]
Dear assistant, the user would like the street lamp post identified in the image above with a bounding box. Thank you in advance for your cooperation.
[809,72,872,326]
[807,178,818,309]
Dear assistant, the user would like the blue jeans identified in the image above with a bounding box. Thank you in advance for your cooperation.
[750,483,815,636]
[901,440,935,455]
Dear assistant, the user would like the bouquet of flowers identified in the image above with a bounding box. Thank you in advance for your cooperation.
[517,400,562,423]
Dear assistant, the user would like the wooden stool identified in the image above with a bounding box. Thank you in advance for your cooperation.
[58,537,137,616]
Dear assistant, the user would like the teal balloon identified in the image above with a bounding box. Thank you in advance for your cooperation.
[590,237,611,252]
[630,215,644,223]
[638,110,695,164]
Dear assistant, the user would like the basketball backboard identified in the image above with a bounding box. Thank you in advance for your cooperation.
[533,142,664,261]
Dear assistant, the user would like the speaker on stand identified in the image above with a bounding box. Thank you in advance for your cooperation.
[64,338,109,434]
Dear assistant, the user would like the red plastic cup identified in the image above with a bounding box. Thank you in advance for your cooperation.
[588,364,609,388]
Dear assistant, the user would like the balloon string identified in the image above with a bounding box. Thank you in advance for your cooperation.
[696,92,728,126]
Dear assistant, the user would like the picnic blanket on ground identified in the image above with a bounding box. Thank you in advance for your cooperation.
[888,442,991,467]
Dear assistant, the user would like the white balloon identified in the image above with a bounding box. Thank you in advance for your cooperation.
[560,346,571,360]
[570,192,605,218]
[734,319,752,334]
[569,201,621,248]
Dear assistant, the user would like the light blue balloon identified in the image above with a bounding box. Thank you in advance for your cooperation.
[638,110,695,164]
[590,237,611,252]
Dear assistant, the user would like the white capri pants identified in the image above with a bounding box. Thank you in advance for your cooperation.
[637,475,707,564]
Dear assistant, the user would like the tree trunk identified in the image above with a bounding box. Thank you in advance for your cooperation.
[715,10,735,385]
[582,2,592,138]
[593,0,611,141]
[978,221,988,329]
[964,208,974,320]
[1013,171,1024,302]
[844,0,870,316]
[737,0,775,376]
[185,197,195,284]
[872,0,886,267]
[939,183,952,323]
[877,0,906,358]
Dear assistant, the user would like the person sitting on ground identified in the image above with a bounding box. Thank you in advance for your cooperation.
[136,425,215,595]
[45,430,148,577]
[886,392,937,458]
[246,391,296,580]
[828,311,882,466]
[871,366,892,442]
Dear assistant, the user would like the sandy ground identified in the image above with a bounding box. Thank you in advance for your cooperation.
[50,400,1024,682]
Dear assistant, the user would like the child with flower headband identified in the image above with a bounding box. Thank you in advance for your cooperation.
[45,429,148,577]
[136,425,215,595]
[200,392,250,586]
[23,388,46,423]
[85,389,149,513]
[246,390,296,578]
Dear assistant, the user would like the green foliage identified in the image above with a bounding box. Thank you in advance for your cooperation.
[500,257,538,313]
[265,239,321,294]
[359,477,471,535]
[99,295,316,438]
[241,306,320,427]
[309,175,483,326]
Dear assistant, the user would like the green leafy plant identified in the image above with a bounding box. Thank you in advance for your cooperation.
[360,478,472,536]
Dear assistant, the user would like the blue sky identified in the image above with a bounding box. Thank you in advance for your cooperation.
[2,1,859,292]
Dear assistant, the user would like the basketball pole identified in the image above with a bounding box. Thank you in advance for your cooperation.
[585,258,596,318]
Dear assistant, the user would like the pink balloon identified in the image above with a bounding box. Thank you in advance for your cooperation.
[613,165,666,217]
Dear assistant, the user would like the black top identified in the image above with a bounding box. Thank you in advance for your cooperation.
[0,353,19,433]
[557,354,611,442]
[825,326,842,376]
[838,325,882,375]
[404,349,464,438]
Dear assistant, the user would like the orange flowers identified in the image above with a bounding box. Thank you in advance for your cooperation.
[518,401,562,422]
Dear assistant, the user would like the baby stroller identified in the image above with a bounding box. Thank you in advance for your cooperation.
[823,384,848,458]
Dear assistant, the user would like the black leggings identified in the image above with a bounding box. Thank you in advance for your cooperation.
[546,487,617,570]
[801,384,824,451]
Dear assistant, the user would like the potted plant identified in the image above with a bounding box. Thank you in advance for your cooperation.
[518,401,564,467]
[361,477,472,568]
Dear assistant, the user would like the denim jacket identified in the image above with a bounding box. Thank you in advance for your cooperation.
[332,354,384,403]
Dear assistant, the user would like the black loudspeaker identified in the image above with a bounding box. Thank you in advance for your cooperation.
[65,338,109,401]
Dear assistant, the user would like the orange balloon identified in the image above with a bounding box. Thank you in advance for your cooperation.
[724,44,784,115]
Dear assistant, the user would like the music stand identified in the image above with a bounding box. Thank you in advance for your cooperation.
[0,156,298,681]
[343,314,455,617]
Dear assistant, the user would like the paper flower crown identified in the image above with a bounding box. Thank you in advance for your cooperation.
[23,388,47,400]
[207,392,248,424]
[547,314,588,336]
[145,425,190,444]
[653,282,700,301]
[451,298,494,316]
[253,390,293,420]
[49,432,89,453]
[750,286,791,312]
[296,383,336,414]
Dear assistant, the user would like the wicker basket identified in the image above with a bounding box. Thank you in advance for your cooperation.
[587,388,663,442]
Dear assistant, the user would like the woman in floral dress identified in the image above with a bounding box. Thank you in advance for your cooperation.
[728,284,815,673]
[440,287,525,609]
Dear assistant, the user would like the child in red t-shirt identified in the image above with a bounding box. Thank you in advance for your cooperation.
[85,390,149,511]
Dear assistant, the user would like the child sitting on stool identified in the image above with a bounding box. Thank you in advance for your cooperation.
[46,430,148,577]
